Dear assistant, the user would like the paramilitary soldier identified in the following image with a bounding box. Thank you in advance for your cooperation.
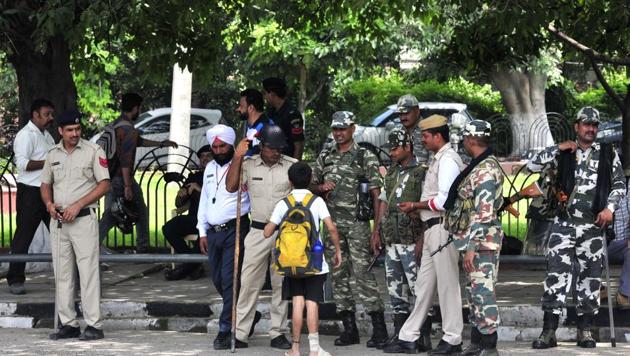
[395,94,430,164]
[370,128,426,349]
[312,111,387,347]
[528,107,625,350]
[42,111,111,341]
[386,115,465,355]
[444,120,503,356]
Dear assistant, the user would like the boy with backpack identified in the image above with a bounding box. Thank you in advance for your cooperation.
[264,162,342,356]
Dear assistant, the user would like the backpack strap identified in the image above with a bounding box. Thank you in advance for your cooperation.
[301,193,316,209]
[284,194,297,210]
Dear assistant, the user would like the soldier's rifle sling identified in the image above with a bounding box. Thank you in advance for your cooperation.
[430,235,454,257]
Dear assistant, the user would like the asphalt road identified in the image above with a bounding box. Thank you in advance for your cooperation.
[0,328,628,355]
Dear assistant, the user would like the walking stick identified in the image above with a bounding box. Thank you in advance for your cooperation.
[601,228,616,347]
[50,209,62,339]
[230,169,244,353]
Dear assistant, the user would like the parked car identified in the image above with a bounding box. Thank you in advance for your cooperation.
[90,108,224,169]
[325,102,475,165]
[596,119,622,144]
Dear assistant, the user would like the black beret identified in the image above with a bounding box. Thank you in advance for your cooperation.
[262,77,286,92]
[56,110,82,126]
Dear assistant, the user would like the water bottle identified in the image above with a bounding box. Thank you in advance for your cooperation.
[312,239,324,271]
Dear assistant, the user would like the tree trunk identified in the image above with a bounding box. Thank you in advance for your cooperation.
[8,34,77,129]
[490,68,554,159]
[298,63,308,113]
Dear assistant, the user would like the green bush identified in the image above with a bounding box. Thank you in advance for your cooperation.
[336,72,504,123]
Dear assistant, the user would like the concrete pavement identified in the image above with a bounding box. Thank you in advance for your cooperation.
[0,328,628,355]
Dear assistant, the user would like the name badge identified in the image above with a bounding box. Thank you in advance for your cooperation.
[51,162,60,166]
[252,177,263,181]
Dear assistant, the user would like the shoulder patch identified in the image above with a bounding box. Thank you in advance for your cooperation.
[99,157,108,168]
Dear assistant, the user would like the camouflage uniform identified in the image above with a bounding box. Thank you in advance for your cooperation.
[313,112,384,314]
[380,129,426,315]
[395,94,430,164]
[446,120,504,335]
[527,109,625,316]
[523,171,553,255]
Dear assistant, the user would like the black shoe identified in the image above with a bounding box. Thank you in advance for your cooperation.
[49,325,81,340]
[383,338,418,354]
[334,311,360,346]
[366,311,388,348]
[379,313,409,350]
[78,326,104,341]
[235,338,248,348]
[576,314,596,348]
[270,334,292,349]
[249,311,262,337]
[213,331,231,350]
[532,312,559,349]
[429,339,462,355]
[188,265,205,280]
[477,332,498,356]
[8,283,26,295]
[164,265,189,281]
[462,327,483,356]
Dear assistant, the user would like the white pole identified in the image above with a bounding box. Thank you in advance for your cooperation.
[168,64,192,172]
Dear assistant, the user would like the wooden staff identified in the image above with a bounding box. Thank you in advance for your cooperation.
[230,168,244,353]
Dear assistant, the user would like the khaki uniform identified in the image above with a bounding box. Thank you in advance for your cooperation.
[235,154,296,342]
[400,144,465,345]
[41,139,109,329]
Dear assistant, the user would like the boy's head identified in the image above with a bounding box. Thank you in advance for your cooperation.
[288,162,312,189]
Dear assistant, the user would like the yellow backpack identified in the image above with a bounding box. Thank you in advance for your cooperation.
[273,193,324,278]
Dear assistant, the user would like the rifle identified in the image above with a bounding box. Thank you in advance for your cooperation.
[498,181,545,217]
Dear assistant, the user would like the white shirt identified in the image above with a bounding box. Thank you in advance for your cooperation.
[431,154,461,211]
[197,160,251,235]
[13,121,55,187]
[269,189,331,274]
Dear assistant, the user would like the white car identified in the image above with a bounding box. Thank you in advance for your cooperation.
[90,108,224,169]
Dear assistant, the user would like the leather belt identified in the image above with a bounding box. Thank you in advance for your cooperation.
[424,217,443,230]
[208,215,249,233]
[76,208,92,218]
[251,220,266,230]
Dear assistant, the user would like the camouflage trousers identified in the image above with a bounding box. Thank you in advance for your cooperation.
[325,220,384,313]
[542,219,603,315]
[464,250,500,335]
[385,243,418,314]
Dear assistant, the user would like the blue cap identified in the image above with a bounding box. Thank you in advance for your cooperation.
[56,110,82,126]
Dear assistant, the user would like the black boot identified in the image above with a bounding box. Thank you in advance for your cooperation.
[367,311,388,348]
[379,313,409,349]
[417,315,432,352]
[334,311,360,346]
[461,327,483,356]
[532,312,559,349]
[478,332,498,356]
[576,314,596,348]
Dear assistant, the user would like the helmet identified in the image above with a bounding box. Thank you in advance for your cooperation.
[260,125,287,149]
[110,197,139,234]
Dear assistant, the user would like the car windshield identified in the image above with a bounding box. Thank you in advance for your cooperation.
[378,109,463,127]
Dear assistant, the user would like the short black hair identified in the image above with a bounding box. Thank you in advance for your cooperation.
[288,162,312,189]
[426,125,450,143]
[262,77,287,98]
[121,93,143,112]
[30,98,54,115]
[240,88,265,112]
[197,144,211,157]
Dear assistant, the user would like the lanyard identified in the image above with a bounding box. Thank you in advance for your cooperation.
[212,164,230,204]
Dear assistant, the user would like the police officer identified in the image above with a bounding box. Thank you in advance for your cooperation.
[528,107,625,350]
[395,94,430,164]
[262,77,305,160]
[227,126,295,350]
[197,124,251,350]
[41,110,111,341]
[386,115,465,355]
[370,128,425,349]
[312,111,387,347]
[444,120,503,356]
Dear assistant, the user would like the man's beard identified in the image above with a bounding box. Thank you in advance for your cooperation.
[214,147,235,166]
[239,112,248,121]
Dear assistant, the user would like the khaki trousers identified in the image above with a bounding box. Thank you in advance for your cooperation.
[399,224,462,345]
[50,211,102,329]
[235,228,288,341]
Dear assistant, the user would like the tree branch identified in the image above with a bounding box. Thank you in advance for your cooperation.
[589,58,625,113]
[303,80,325,109]
[547,24,630,66]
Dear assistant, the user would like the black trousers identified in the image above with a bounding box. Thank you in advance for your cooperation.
[163,214,200,272]
[7,183,50,285]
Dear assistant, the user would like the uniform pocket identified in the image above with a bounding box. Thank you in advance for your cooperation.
[52,166,65,180]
